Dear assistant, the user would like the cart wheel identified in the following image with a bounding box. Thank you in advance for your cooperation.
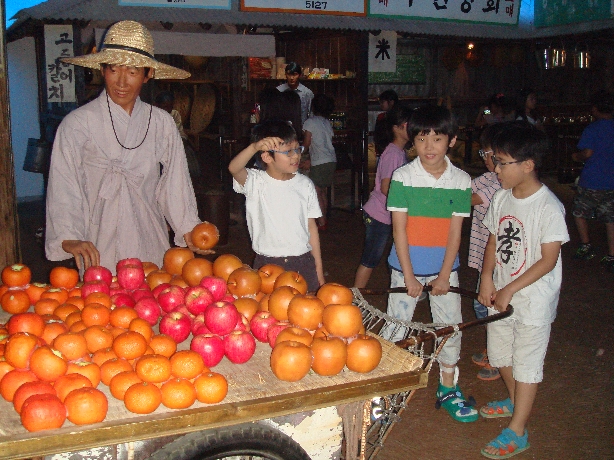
[148,422,311,460]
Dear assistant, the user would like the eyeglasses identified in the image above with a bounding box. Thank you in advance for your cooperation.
[268,146,305,157]
[478,149,493,159]
[492,157,523,168]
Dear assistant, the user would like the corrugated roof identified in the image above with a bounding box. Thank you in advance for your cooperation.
[9,0,614,40]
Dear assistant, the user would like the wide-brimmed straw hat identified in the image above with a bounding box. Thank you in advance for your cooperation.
[62,20,190,80]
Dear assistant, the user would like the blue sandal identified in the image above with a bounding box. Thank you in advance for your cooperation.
[480,398,514,418]
[435,383,479,423]
[481,428,530,459]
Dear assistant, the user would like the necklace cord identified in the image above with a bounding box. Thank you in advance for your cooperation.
[106,92,152,150]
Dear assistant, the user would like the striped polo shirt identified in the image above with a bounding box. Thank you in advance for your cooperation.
[387,156,472,276]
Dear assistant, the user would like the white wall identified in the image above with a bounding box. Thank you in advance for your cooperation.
[8,37,44,201]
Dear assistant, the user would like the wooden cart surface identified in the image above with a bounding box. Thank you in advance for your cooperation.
[0,329,425,460]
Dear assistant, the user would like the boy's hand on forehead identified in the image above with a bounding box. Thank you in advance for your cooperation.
[256,137,285,153]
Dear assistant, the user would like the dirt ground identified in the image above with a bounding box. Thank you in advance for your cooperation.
[16,172,613,459]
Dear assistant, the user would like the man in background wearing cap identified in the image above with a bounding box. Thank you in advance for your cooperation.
[45,20,211,272]
[277,62,314,124]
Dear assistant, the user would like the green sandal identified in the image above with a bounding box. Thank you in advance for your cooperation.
[481,428,530,459]
[480,398,514,418]
[435,383,479,423]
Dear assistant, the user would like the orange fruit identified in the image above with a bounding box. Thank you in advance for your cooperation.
[4,332,39,369]
[194,372,228,404]
[68,286,82,298]
[91,347,118,367]
[109,370,142,400]
[100,358,133,386]
[124,382,161,414]
[13,380,57,413]
[148,334,177,358]
[6,312,45,337]
[0,369,38,401]
[53,332,89,362]
[69,321,87,333]
[109,306,139,329]
[82,325,114,353]
[40,287,69,305]
[53,303,80,322]
[29,345,68,381]
[135,354,171,384]
[0,359,15,381]
[109,326,128,339]
[1,289,31,314]
[113,331,148,361]
[64,311,83,328]
[41,320,69,346]
[26,283,50,305]
[81,303,111,327]
[85,292,112,309]
[53,373,93,402]
[65,296,85,311]
[34,298,61,316]
[128,318,154,342]
[20,393,66,432]
[66,361,101,387]
[170,350,206,380]
[1,264,32,287]
[64,387,108,425]
[49,267,79,290]
[160,378,196,409]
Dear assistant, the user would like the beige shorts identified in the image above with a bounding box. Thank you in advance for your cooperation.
[487,314,551,384]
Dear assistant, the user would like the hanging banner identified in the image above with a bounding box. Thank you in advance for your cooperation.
[369,0,519,25]
[368,31,397,73]
[119,0,230,8]
[44,25,76,104]
[241,0,367,16]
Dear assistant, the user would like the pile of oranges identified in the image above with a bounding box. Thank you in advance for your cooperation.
[0,264,228,433]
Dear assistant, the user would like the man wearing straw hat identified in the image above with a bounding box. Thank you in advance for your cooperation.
[45,20,211,272]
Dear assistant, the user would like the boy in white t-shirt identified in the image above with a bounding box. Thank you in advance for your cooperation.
[229,119,325,293]
[478,122,569,459]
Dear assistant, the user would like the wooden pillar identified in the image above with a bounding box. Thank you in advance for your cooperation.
[0,1,20,267]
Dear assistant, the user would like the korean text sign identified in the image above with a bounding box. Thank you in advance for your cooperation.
[44,25,76,103]
[369,0,519,24]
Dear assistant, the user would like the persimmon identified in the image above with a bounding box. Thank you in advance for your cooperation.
[3,332,39,369]
[109,370,142,400]
[66,361,101,387]
[163,247,195,276]
[13,380,57,413]
[81,303,111,327]
[124,382,161,414]
[26,283,50,304]
[64,311,83,328]
[65,296,85,311]
[53,332,89,362]
[170,350,206,380]
[41,320,69,346]
[34,298,60,316]
[64,387,108,425]
[190,222,219,250]
[29,346,68,381]
[1,264,32,287]
[20,393,66,432]
[100,358,134,386]
[194,372,228,404]
[135,354,171,383]
[0,359,15,381]
[53,373,93,402]
[113,331,148,361]
[160,378,196,409]
[40,287,69,305]
[0,369,38,402]
[49,266,79,290]
[53,303,80,322]
[82,325,114,354]
[1,289,31,314]
[7,312,45,337]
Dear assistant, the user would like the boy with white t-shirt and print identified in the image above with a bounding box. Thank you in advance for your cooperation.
[478,122,569,459]
[229,119,325,293]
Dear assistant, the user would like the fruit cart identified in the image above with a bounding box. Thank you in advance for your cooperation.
[0,286,510,460]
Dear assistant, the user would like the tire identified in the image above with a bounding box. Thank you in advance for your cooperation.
[148,422,312,460]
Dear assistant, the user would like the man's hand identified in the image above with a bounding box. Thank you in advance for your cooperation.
[184,232,215,256]
[428,275,450,296]
[61,240,100,271]
[404,276,423,298]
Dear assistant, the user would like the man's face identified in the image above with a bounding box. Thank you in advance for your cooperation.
[285,72,300,89]
[103,65,150,114]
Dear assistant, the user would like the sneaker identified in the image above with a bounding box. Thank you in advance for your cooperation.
[600,255,614,273]
[574,243,596,260]
[472,349,489,367]
[477,364,501,381]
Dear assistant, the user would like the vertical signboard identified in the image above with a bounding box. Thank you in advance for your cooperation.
[44,25,76,103]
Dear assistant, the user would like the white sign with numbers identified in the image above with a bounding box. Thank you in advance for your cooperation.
[241,0,367,15]
[44,25,76,103]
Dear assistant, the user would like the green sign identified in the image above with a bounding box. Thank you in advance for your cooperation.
[368,54,426,84]
[535,0,611,27]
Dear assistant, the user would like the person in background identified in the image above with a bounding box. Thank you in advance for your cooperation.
[229,119,325,293]
[277,62,314,124]
[154,91,201,178]
[302,94,337,231]
[571,90,614,272]
[373,89,399,157]
[478,123,569,459]
[258,87,303,140]
[45,21,210,272]
[475,93,516,128]
[516,88,544,131]
[354,105,411,288]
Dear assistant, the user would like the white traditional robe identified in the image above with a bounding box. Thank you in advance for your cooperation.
[45,90,201,272]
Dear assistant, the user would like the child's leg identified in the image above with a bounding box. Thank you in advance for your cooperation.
[380,269,418,342]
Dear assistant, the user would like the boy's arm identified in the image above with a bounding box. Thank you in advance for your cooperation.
[308,218,325,289]
[471,192,484,206]
[228,137,283,186]
[391,211,423,297]
[491,241,562,312]
[478,233,497,307]
[430,215,463,295]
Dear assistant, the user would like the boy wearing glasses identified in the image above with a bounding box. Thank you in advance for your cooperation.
[229,119,325,292]
[478,123,568,458]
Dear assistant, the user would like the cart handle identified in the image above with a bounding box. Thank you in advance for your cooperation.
[358,285,513,348]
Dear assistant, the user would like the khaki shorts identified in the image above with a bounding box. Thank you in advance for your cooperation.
[309,162,337,188]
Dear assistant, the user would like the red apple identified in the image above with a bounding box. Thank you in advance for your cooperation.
[111,292,136,308]
[172,304,193,321]
[249,311,278,343]
[159,311,191,343]
[134,297,161,326]
[233,315,251,333]
[117,265,145,290]
[131,288,154,303]
[193,324,211,336]
[116,258,143,272]
[151,283,172,299]
[267,321,290,348]
[184,286,215,316]
[191,333,225,367]
[81,280,111,298]
[204,301,240,336]
[158,285,186,313]
[199,276,228,302]
[224,330,256,364]
[220,294,236,303]
[83,266,113,286]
